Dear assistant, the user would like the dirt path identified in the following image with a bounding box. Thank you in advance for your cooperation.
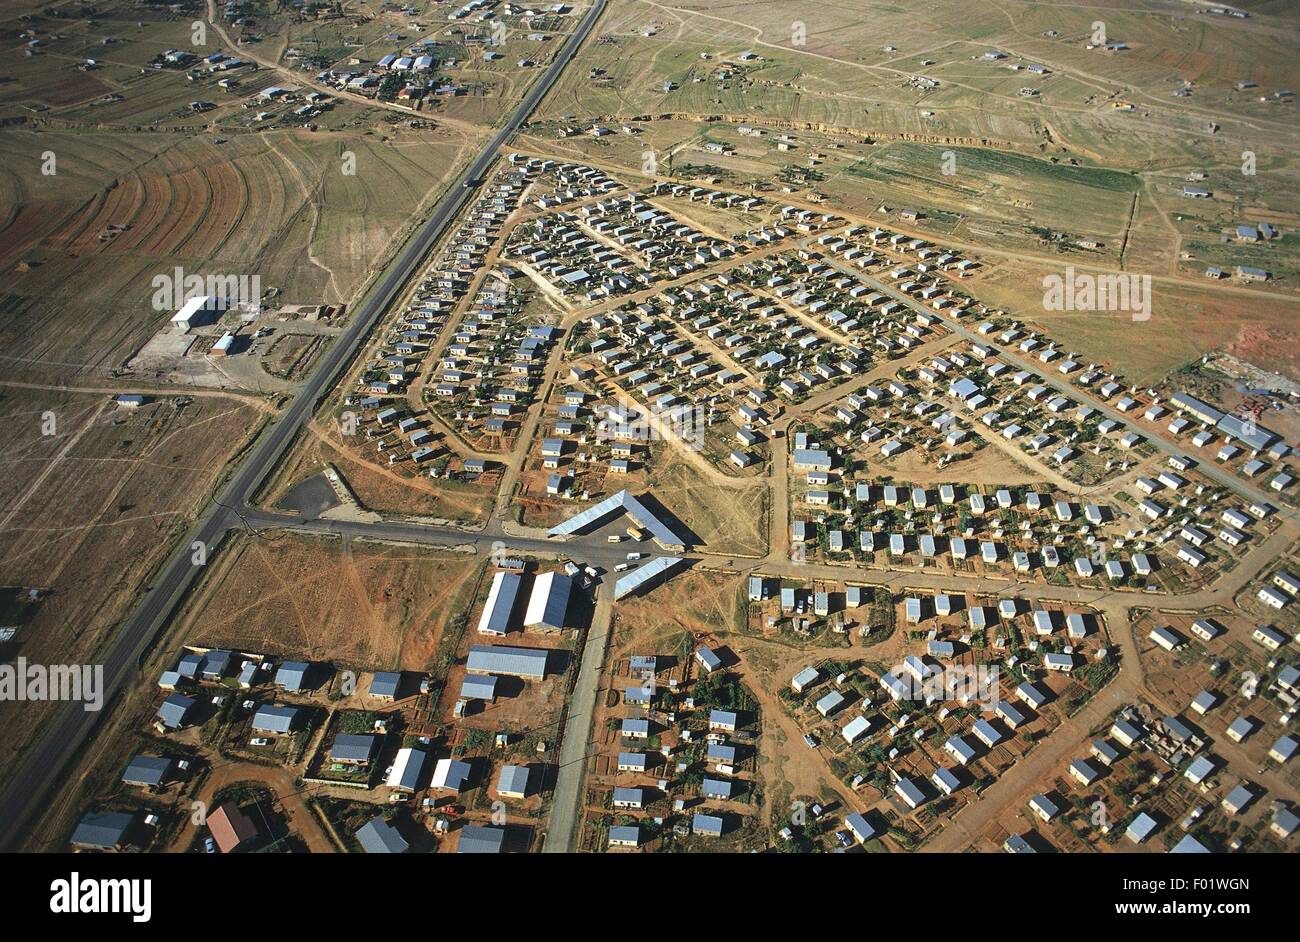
[169,761,334,853]
[0,399,103,532]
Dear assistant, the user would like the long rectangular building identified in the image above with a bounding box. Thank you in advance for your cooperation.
[477,571,524,636]
[523,571,572,631]
[547,489,686,550]
[614,556,686,600]
[466,644,549,679]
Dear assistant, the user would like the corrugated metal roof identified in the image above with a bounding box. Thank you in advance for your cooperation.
[457,824,505,853]
[477,571,524,635]
[356,816,408,853]
[459,674,498,700]
[497,764,530,796]
[523,571,571,630]
[71,811,133,849]
[547,489,685,548]
[387,747,426,791]
[252,703,297,733]
[614,555,686,599]
[466,644,549,678]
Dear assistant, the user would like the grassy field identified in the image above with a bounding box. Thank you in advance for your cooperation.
[973,258,1297,382]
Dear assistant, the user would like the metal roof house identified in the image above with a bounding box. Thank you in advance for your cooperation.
[387,747,426,792]
[329,734,378,767]
[706,742,736,764]
[816,690,846,717]
[1003,833,1036,854]
[156,693,195,730]
[208,801,258,854]
[709,709,738,731]
[1029,793,1060,822]
[1170,833,1211,853]
[1016,682,1048,709]
[430,756,473,792]
[695,645,723,673]
[842,714,872,744]
[932,767,961,796]
[701,778,733,800]
[792,666,821,693]
[275,661,310,692]
[252,703,299,734]
[1221,783,1258,815]
[496,764,531,799]
[945,735,978,765]
[1125,811,1160,844]
[369,672,402,700]
[609,825,642,848]
[894,777,926,809]
[618,751,648,772]
[1184,754,1218,785]
[466,644,549,679]
[122,754,173,789]
[1069,758,1101,786]
[71,810,135,851]
[844,812,878,844]
[356,816,408,854]
[692,812,724,837]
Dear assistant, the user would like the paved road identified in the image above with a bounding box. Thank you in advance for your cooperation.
[543,575,617,852]
[0,0,608,852]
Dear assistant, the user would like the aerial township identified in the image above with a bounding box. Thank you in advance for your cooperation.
[0,0,1297,857]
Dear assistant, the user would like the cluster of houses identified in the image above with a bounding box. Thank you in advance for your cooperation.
[781,650,1063,827]
[600,647,755,848]
[429,274,562,451]
[788,422,1271,585]
[896,591,1103,674]
[506,191,732,301]
[76,636,567,852]
[1042,703,1299,851]
[803,221,1287,501]
[342,167,538,472]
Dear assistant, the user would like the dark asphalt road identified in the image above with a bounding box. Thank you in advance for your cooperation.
[0,0,607,851]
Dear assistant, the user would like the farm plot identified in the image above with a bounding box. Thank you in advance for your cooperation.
[0,124,466,383]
